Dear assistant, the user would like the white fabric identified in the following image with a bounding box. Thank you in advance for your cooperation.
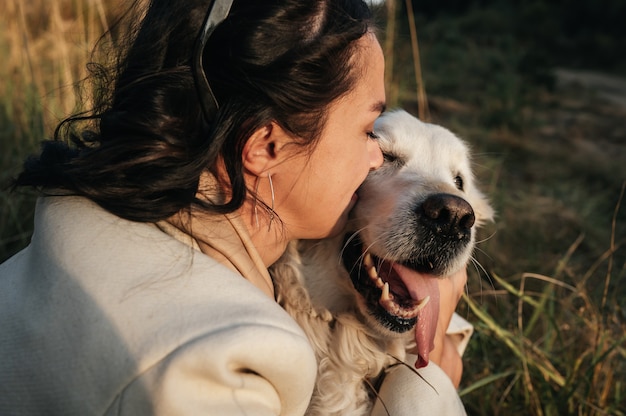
[0,196,316,415]
[448,312,474,357]
[367,315,472,415]
[372,356,467,416]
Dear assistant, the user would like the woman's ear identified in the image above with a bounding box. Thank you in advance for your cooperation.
[242,122,292,176]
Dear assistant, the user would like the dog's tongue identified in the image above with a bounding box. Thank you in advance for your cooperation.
[394,264,441,368]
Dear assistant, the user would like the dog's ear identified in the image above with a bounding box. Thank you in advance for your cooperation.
[242,122,293,176]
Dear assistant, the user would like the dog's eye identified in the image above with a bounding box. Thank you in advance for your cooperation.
[454,175,464,191]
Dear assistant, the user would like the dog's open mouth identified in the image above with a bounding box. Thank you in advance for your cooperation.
[361,251,431,323]
[342,235,441,368]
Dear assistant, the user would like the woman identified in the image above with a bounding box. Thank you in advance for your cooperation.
[0,0,466,414]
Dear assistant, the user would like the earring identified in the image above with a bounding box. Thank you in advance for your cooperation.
[267,173,275,231]
[253,177,261,229]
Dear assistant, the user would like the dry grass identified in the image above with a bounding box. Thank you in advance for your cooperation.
[0,0,123,258]
[1,0,112,129]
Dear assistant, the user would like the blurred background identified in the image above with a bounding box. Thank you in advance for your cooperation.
[1,0,625,414]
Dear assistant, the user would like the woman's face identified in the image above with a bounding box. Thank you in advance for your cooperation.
[275,33,386,240]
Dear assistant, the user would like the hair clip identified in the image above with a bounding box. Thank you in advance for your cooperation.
[192,0,234,123]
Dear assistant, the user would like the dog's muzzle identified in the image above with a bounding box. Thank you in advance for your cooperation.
[342,192,475,333]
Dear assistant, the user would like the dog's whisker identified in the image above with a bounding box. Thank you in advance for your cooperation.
[469,255,490,281]
[469,256,497,306]
[472,245,496,275]
[473,244,490,256]
[468,257,487,304]
[343,228,365,245]
[340,225,376,255]
[339,229,368,272]
[340,231,361,256]
[475,228,497,245]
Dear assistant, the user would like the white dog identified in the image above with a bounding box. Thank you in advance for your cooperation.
[271,110,494,415]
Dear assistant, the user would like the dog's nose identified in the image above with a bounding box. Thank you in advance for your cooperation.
[419,194,475,238]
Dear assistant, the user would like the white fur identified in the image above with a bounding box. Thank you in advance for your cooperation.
[271,110,494,415]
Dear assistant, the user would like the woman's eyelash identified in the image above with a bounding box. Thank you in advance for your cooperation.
[383,153,398,163]
[367,131,379,140]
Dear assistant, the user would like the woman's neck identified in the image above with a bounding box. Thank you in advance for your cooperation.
[239,199,290,267]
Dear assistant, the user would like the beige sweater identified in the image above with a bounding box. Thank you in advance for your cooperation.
[0,196,316,415]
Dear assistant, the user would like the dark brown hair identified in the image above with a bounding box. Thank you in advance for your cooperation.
[14,0,373,222]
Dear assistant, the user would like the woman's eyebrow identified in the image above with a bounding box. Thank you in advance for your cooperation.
[371,101,386,115]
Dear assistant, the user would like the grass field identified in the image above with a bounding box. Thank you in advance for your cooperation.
[1,1,625,415]
[386,5,626,415]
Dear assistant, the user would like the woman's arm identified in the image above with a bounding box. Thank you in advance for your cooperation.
[111,324,317,416]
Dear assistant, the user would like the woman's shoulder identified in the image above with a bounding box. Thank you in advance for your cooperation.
[24,195,310,342]
[0,195,316,415]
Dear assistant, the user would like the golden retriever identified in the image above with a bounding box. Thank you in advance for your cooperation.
[271,110,493,415]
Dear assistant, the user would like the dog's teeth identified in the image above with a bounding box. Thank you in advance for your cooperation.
[379,282,399,314]
[368,266,378,280]
[413,295,430,313]
[363,252,373,268]
[380,282,394,303]
[381,282,391,301]
[399,296,430,318]
[376,277,385,289]
[380,292,431,320]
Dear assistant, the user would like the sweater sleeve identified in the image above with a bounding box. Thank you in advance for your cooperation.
[109,323,317,416]
[370,314,472,415]
[447,312,474,357]
[370,356,467,416]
